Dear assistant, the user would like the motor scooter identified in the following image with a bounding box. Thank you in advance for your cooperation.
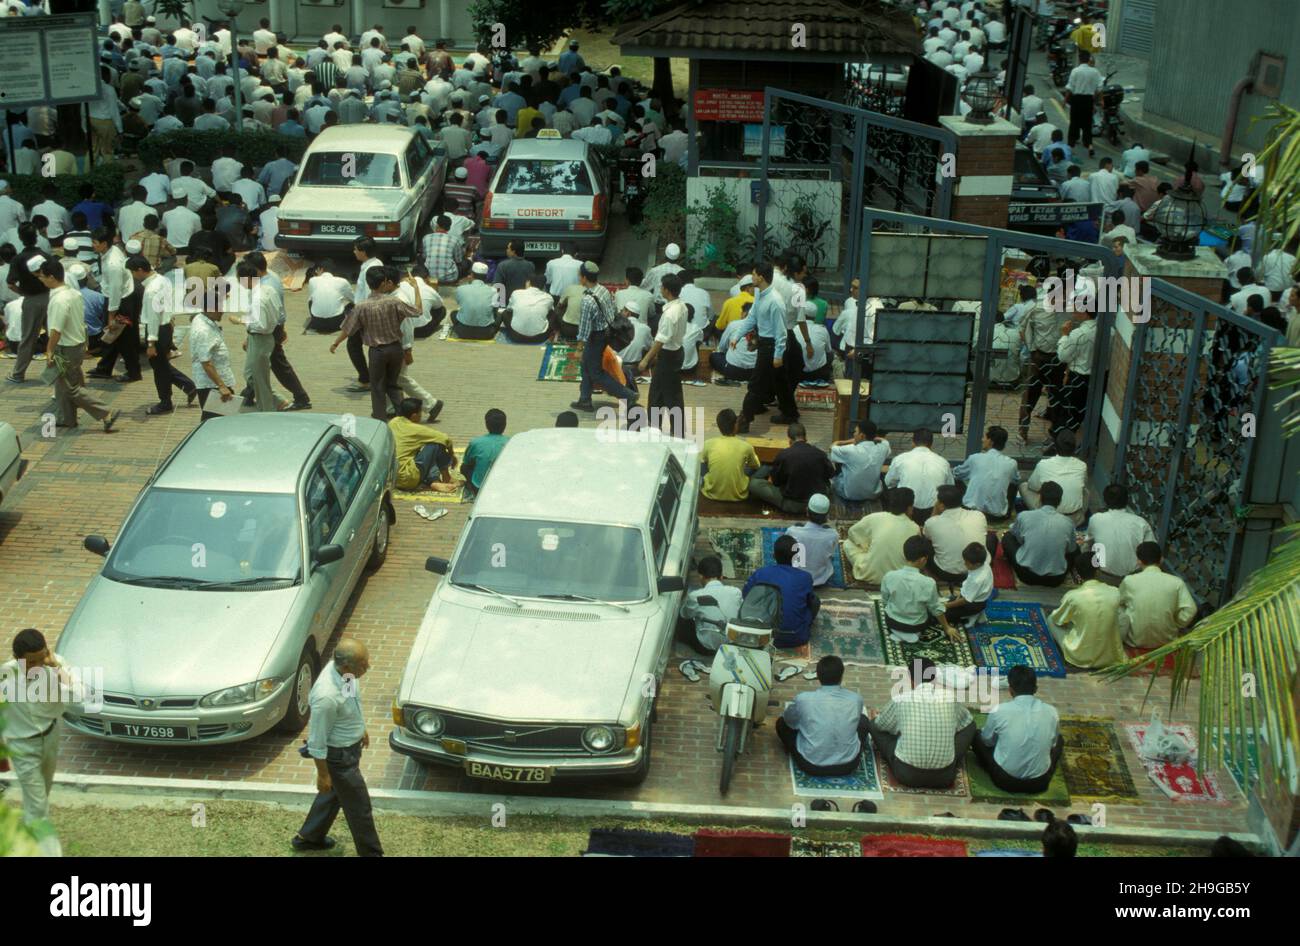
[694,584,781,795]
[1096,72,1126,146]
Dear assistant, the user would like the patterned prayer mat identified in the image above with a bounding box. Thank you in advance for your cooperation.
[391,487,467,504]
[810,597,887,665]
[761,526,847,588]
[1125,723,1225,803]
[538,342,582,382]
[1207,728,1263,792]
[700,527,764,581]
[791,838,861,857]
[692,830,791,857]
[443,334,498,344]
[966,601,1067,679]
[1058,716,1141,803]
[860,834,970,858]
[965,713,1071,806]
[795,385,837,411]
[789,747,884,800]
[880,622,976,669]
[582,828,695,857]
[831,497,868,521]
[876,754,971,798]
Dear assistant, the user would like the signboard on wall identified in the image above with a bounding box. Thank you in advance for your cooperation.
[0,13,102,109]
[742,124,785,157]
[693,89,765,122]
[1007,201,1101,227]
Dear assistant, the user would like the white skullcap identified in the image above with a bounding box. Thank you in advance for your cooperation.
[471,261,489,275]
[665,243,681,260]
[624,297,644,317]
[26,256,44,273]
[62,237,80,251]
[454,167,468,179]
[125,239,143,253]
[269,194,281,203]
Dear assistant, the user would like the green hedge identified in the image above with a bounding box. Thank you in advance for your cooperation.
[136,129,308,171]
[5,162,129,209]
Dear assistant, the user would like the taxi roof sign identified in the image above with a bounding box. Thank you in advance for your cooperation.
[536,128,563,139]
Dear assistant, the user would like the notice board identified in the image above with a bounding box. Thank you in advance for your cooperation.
[0,13,102,110]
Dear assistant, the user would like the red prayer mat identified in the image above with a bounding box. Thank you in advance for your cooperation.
[990,535,1017,590]
[860,834,970,857]
[693,829,792,857]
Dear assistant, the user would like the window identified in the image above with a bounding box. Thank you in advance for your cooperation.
[304,469,344,553]
[650,456,685,570]
[405,136,433,182]
[320,440,366,507]
[299,151,401,188]
[498,159,593,196]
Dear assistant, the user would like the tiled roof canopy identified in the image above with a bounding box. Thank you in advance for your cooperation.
[611,0,919,58]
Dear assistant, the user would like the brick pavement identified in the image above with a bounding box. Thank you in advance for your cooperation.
[0,285,1249,838]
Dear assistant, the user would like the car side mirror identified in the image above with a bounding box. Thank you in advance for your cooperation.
[657,575,686,593]
[84,534,111,557]
[425,556,449,575]
[314,544,345,567]
[696,595,718,608]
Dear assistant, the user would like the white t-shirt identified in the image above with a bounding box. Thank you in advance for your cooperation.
[507,286,553,336]
[960,562,994,603]
[307,273,353,319]
[160,205,201,249]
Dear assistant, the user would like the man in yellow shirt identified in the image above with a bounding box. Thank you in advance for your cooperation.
[1049,557,1126,668]
[389,398,456,491]
[1118,542,1199,649]
[712,279,754,342]
[699,408,760,501]
[843,487,920,584]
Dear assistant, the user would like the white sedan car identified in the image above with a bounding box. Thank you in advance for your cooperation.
[390,428,700,785]
[0,420,26,512]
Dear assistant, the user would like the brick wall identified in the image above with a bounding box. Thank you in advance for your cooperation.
[950,194,1009,229]
[953,137,1014,177]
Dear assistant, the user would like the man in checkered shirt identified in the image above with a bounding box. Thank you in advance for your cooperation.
[570,260,637,413]
[867,656,977,789]
[420,215,463,284]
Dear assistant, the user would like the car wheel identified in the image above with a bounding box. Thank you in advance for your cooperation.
[366,501,391,571]
[612,710,653,786]
[277,644,318,734]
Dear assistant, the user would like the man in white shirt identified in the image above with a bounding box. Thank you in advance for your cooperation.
[618,301,654,370]
[1020,429,1089,525]
[924,484,989,584]
[252,18,277,56]
[172,161,216,212]
[884,428,954,526]
[160,187,201,251]
[1018,84,1043,128]
[502,279,555,343]
[1118,543,1198,649]
[677,270,712,329]
[710,316,756,382]
[1058,164,1092,202]
[1121,142,1151,178]
[33,188,71,240]
[829,419,890,504]
[304,266,353,333]
[615,266,654,323]
[544,251,583,297]
[677,556,742,655]
[1257,246,1298,295]
[785,493,841,588]
[1085,483,1156,585]
[211,150,244,194]
[641,243,684,303]
[1065,51,1104,155]
[132,256,197,415]
[1089,156,1120,207]
[1024,115,1056,157]
[639,272,688,433]
[259,196,281,252]
[0,180,26,235]
[1229,269,1272,314]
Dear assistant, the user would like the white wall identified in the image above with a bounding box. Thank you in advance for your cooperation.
[684,175,842,270]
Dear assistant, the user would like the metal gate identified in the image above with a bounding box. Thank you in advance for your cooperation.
[752,88,957,299]
[850,209,1276,605]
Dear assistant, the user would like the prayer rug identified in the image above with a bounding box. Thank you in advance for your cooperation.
[537,342,583,381]
[1058,716,1141,802]
[810,597,887,666]
[1125,723,1224,803]
[790,838,861,857]
[700,527,763,581]
[697,495,781,520]
[965,713,1071,806]
[860,834,969,858]
[1123,645,1179,677]
[263,250,309,291]
[876,756,970,798]
[966,601,1066,679]
[443,334,498,344]
[761,526,846,588]
[990,536,1017,589]
[692,830,792,857]
[794,385,837,411]
[789,747,884,801]
[391,487,467,504]
[830,497,868,521]
[1207,728,1262,793]
[582,828,695,857]
[880,622,975,669]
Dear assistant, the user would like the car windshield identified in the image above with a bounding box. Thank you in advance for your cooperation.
[105,489,301,586]
[451,517,649,602]
[1013,148,1050,185]
[498,159,593,196]
[299,151,401,187]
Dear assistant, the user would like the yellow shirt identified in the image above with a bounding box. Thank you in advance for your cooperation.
[843,512,919,584]
[1070,22,1097,52]
[1118,565,1198,649]
[516,106,541,136]
[389,416,452,490]
[715,291,754,332]
[1049,580,1126,669]
[700,435,760,501]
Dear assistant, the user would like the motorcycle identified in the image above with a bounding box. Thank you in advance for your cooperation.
[1094,71,1126,146]
[1046,24,1076,88]
[695,585,781,795]
[616,147,648,225]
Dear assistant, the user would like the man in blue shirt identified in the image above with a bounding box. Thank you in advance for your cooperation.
[971,665,1063,794]
[744,534,818,648]
[558,41,585,77]
[462,408,509,497]
[776,656,869,776]
[728,261,799,433]
[953,425,1020,519]
[1001,481,1079,586]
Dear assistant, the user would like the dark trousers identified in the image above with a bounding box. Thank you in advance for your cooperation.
[196,387,223,422]
[972,734,1065,795]
[555,320,579,341]
[414,442,452,486]
[885,612,938,638]
[150,322,195,408]
[413,311,445,338]
[1067,95,1094,149]
[928,560,967,587]
[501,312,549,344]
[270,326,309,404]
[945,598,988,621]
[96,320,142,378]
[347,329,368,383]
[1019,352,1065,436]
[1057,370,1090,433]
[674,615,716,657]
[451,311,498,340]
[776,716,870,777]
[297,742,383,857]
[579,328,636,403]
[783,328,808,401]
[868,719,978,789]
[1001,532,1076,587]
[646,345,684,429]
[709,349,754,382]
[367,342,404,421]
[742,338,798,421]
[11,291,49,380]
[910,506,934,528]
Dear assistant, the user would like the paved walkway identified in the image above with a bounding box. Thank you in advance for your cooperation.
[0,280,1249,839]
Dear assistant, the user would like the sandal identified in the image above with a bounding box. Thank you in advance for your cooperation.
[852,800,878,814]
[998,807,1031,822]
[677,660,701,683]
[802,670,819,680]
[776,665,801,682]
[413,505,447,522]
[1066,813,1091,826]
[1033,808,1056,823]
[810,799,839,812]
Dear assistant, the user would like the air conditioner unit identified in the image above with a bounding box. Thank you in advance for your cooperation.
[1253,52,1286,98]
[383,0,426,6]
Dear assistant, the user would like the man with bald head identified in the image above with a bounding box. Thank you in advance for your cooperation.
[293,638,384,856]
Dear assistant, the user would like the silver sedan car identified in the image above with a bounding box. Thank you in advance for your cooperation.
[57,413,396,745]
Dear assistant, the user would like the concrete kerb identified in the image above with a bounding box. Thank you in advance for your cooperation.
[3,772,1250,850]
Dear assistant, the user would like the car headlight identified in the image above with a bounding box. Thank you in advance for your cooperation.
[199,678,281,708]
[582,725,617,752]
[410,709,445,737]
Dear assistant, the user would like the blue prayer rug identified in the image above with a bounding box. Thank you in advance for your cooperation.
[789,744,884,800]
[966,600,1067,679]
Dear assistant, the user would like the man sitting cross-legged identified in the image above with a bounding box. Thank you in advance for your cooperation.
[843,486,920,584]
[388,398,457,492]
[744,534,819,650]
[1001,480,1079,587]
[971,665,1064,795]
[699,408,761,503]
[776,656,871,776]
[867,656,978,790]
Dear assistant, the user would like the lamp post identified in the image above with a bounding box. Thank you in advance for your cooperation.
[1152,170,1208,261]
[963,71,1000,125]
[218,0,246,134]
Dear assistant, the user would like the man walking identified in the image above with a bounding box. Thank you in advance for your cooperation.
[37,260,121,432]
[137,256,197,414]
[1064,50,1103,155]
[571,260,637,413]
[242,252,311,409]
[235,259,279,412]
[5,225,51,383]
[637,271,687,434]
[730,262,799,433]
[330,267,418,420]
[292,638,383,856]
